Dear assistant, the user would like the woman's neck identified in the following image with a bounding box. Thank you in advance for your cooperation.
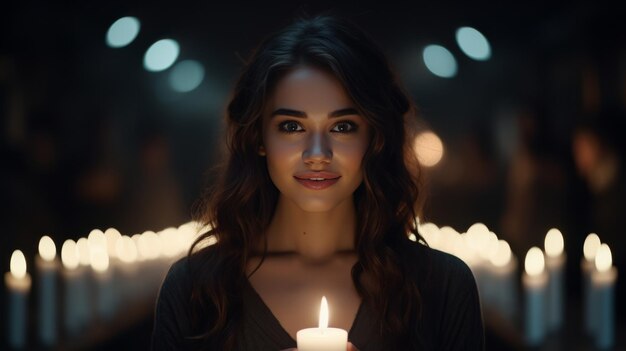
[262,196,357,264]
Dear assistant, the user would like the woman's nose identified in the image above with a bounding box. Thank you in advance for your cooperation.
[303,132,332,164]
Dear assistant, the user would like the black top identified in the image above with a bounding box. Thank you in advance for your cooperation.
[152,242,484,350]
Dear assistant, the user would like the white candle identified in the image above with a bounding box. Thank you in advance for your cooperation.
[581,233,601,335]
[591,244,617,350]
[115,235,140,304]
[90,240,115,322]
[522,247,548,347]
[544,228,565,332]
[5,250,32,349]
[36,236,58,346]
[61,239,90,336]
[487,240,518,322]
[297,296,348,351]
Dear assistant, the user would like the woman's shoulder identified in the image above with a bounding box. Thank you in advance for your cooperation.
[401,240,477,291]
[158,256,194,305]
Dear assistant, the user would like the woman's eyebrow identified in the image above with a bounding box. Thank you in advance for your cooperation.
[271,107,359,118]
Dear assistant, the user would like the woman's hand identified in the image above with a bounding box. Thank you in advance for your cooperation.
[281,342,359,351]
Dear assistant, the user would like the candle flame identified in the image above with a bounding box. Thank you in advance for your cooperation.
[38,235,57,261]
[524,247,545,276]
[10,250,27,279]
[544,228,564,257]
[319,296,329,329]
[583,233,601,262]
[595,244,612,272]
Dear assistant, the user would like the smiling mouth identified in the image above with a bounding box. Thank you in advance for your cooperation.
[294,177,341,190]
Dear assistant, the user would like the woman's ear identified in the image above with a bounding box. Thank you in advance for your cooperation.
[258,145,266,156]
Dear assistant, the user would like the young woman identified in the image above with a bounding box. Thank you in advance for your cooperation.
[152,14,484,351]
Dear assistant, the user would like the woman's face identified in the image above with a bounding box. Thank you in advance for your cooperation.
[261,65,370,212]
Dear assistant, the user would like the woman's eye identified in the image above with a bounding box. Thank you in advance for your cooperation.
[278,121,303,133]
[331,121,358,133]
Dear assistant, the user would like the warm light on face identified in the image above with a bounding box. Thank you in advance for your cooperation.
[544,228,564,257]
[38,235,57,261]
[583,233,601,262]
[524,247,545,276]
[595,244,612,272]
[10,250,27,279]
[261,65,369,213]
[490,240,512,267]
[319,296,329,329]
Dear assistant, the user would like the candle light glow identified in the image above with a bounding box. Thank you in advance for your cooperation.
[544,228,564,257]
[525,247,545,276]
[61,240,80,270]
[39,236,57,261]
[583,233,601,262]
[595,244,612,272]
[490,240,512,267]
[10,250,27,279]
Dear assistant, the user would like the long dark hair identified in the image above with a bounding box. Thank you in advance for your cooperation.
[188,14,424,350]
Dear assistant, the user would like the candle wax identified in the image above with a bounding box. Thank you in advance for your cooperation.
[297,327,348,351]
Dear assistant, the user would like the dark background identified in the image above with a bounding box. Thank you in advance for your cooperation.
[2,1,625,349]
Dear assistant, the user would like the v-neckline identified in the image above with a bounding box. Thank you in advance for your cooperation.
[244,278,365,344]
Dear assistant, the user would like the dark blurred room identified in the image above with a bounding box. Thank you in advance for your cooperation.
[1,1,625,350]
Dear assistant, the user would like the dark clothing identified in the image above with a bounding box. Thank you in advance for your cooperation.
[152,242,484,350]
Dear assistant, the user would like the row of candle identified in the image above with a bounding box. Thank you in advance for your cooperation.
[4,219,618,350]
[3,221,210,349]
[413,220,618,349]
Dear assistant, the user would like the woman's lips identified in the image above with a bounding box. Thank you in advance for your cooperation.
[294,172,341,190]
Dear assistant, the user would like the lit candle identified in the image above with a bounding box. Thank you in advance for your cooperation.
[115,235,139,304]
[522,247,548,347]
[61,239,90,336]
[35,236,58,346]
[89,233,115,322]
[5,250,32,349]
[487,240,518,322]
[591,244,617,350]
[582,233,601,335]
[544,228,565,332]
[297,296,348,351]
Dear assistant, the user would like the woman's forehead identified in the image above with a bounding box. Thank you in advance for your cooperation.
[266,65,355,113]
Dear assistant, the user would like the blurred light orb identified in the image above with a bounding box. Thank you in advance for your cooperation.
[595,244,612,272]
[544,228,564,257]
[76,238,91,266]
[422,45,457,78]
[490,240,512,267]
[144,39,180,72]
[525,247,545,276]
[38,235,57,261]
[106,16,141,48]
[169,60,205,92]
[583,233,601,262]
[61,240,80,270]
[413,131,444,167]
[10,250,27,279]
[455,27,491,61]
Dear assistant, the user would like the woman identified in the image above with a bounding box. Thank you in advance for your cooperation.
[152,14,484,351]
